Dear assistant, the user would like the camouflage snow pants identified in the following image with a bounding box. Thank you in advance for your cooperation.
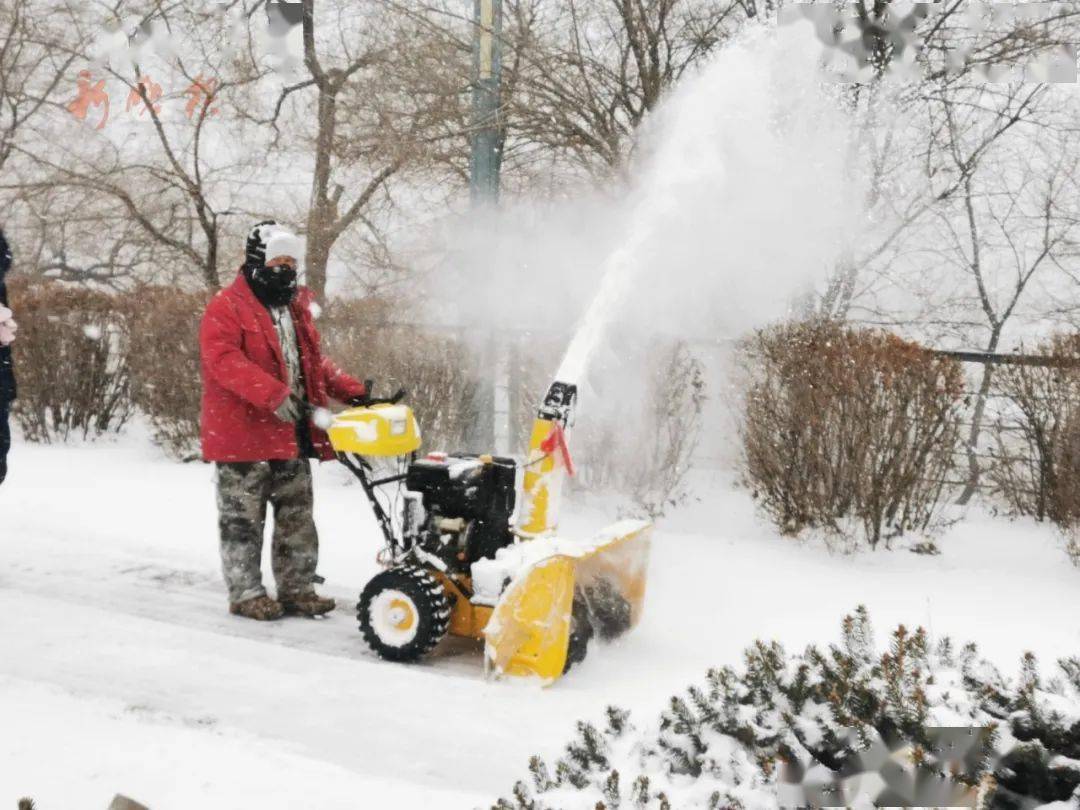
[215,459,319,604]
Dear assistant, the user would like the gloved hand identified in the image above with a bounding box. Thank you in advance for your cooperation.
[274,392,306,423]
[345,379,375,408]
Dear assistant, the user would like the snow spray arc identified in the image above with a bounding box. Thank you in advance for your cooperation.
[434,24,863,481]
[510,24,862,522]
[553,24,860,395]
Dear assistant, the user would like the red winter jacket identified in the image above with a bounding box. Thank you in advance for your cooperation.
[200,270,366,462]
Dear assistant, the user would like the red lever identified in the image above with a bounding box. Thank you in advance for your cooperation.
[539,423,575,477]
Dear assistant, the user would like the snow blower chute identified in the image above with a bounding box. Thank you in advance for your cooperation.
[328,382,651,684]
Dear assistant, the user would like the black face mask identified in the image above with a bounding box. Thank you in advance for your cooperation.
[244,262,298,308]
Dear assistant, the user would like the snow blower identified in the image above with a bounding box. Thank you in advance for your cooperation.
[328,381,652,684]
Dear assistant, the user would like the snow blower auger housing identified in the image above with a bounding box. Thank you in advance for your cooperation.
[330,385,652,685]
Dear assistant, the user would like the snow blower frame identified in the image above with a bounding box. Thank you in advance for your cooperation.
[328,382,652,684]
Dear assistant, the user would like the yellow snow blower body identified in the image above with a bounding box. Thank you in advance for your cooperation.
[327,403,422,457]
[331,383,652,684]
[483,521,651,680]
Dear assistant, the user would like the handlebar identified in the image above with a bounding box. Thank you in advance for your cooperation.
[346,381,407,408]
[365,388,406,406]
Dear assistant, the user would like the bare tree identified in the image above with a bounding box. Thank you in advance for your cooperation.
[17,186,173,288]
[0,0,82,172]
[501,0,745,180]
[6,0,470,294]
[858,99,1080,503]
[917,0,1079,82]
[831,81,1050,325]
[818,0,1080,319]
[946,126,1080,502]
[263,0,467,299]
[8,0,270,290]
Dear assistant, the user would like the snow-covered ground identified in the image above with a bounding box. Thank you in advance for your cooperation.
[2,432,1078,809]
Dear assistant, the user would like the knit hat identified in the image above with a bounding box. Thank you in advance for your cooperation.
[265,229,303,263]
[245,220,303,268]
[245,220,278,270]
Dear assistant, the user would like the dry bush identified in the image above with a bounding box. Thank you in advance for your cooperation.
[739,320,964,548]
[628,341,706,517]
[319,298,480,452]
[572,339,707,518]
[9,283,485,456]
[124,286,210,459]
[1055,411,1080,568]
[7,279,133,441]
[994,334,1080,567]
[985,334,1080,522]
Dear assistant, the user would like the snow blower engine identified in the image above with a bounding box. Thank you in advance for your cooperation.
[328,381,652,684]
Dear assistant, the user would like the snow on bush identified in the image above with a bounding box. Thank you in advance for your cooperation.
[738,320,965,549]
[8,281,207,453]
[7,279,133,441]
[494,607,1080,809]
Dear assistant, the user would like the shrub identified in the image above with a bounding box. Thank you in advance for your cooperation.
[7,279,133,441]
[572,339,707,519]
[124,286,210,459]
[985,334,1080,524]
[739,319,964,548]
[496,608,1080,810]
[1048,399,1080,569]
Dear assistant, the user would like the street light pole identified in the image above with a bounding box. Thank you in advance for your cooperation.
[465,0,505,454]
[469,0,502,205]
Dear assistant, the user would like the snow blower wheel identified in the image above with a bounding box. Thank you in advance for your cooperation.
[358,566,450,662]
[563,590,594,674]
[582,578,633,641]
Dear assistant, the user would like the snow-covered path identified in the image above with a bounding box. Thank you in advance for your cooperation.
[2,436,1078,809]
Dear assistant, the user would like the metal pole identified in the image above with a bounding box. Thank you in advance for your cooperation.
[469,0,502,205]
[465,0,503,453]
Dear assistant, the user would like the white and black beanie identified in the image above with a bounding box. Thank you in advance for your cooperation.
[245,220,303,270]
[245,220,279,271]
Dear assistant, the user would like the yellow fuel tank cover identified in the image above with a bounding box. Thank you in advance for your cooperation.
[328,404,422,457]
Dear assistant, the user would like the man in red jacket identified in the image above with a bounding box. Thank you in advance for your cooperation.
[200,221,368,620]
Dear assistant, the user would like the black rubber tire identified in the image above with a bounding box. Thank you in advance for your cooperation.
[583,578,632,641]
[357,566,450,662]
[563,590,594,674]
